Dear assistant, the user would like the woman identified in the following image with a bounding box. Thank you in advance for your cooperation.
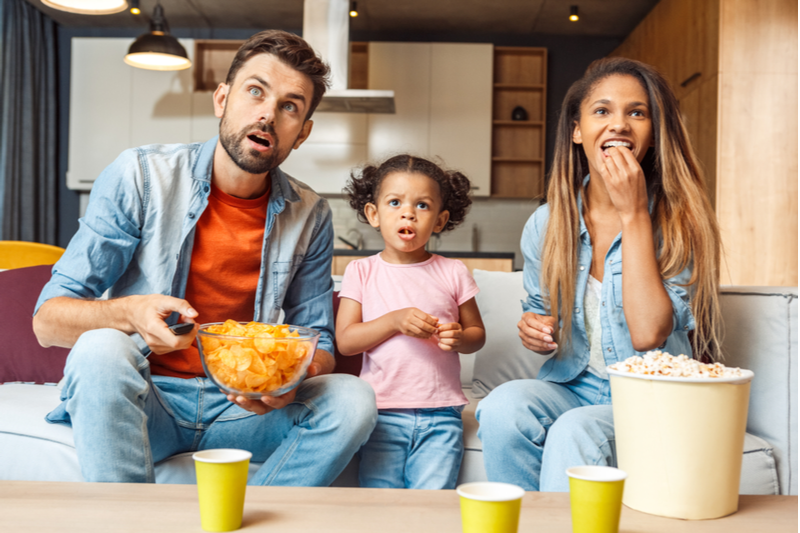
[476,57,723,491]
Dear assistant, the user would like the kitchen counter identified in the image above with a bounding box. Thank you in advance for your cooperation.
[331,250,514,275]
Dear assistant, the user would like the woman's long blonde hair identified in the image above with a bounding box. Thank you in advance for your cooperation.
[541,57,723,360]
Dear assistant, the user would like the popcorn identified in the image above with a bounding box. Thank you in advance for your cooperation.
[608,350,744,378]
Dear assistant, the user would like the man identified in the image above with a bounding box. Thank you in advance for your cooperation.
[33,30,377,485]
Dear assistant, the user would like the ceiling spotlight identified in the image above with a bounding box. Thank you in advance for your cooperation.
[41,0,127,15]
[124,3,192,71]
[569,5,579,21]
[129,0,140,15]
[349,1,358,17]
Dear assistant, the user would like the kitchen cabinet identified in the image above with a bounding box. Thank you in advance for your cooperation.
[67,38,196,190]
[367,42,493,197]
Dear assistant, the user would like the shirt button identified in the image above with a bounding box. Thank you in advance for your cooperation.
[579,266,585,271]
[574,307,580,313]
[188,213,195,219]
[602,301,606,306]
[607,347,612,352]
[204,185,209,193]
[684,325,689,330]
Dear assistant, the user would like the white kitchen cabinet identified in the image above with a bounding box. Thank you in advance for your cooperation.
[367,42,492,196]
[67,37,198,190]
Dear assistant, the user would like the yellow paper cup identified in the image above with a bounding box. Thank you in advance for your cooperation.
[457,482,525,533]
[566,466,627,533]
[193,449,252,532]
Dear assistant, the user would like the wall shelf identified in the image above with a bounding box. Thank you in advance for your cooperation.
[490,46,547,198]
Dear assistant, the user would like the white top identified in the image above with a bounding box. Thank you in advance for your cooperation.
[584,274,608,379]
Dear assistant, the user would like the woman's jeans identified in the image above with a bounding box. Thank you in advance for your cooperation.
[476,370,615,492]
[358,407,464,489]
[46,329,378,485]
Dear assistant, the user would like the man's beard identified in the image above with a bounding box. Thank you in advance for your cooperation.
[219,117,286,175]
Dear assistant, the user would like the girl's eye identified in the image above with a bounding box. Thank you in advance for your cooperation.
[593,108,607,115]
[388,199,400,207]
[416,202,429,210]
[249,87,262,97]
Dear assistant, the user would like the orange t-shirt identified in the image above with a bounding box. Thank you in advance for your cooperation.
[149,182,269,378]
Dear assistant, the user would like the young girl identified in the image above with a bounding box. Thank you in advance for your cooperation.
[336,154,486,489]
[477,57,723,491]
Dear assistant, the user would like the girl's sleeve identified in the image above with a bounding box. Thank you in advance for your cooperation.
[521,206,549,316]
[453,260,479,306]
[663,264,697,333]
[338,259,364,304]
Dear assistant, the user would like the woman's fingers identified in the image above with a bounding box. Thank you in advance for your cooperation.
[518,313,558,352]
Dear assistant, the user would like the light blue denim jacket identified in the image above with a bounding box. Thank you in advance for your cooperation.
[521,177,695,383]
[35,137,335,355]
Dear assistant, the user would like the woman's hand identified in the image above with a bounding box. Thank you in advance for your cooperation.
[599,146,649,223]
[518,312,558,354]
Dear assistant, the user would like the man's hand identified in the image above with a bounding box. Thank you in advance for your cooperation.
[436,322,463,352]
[125,294,199,354]
[518,312,558,354]
[225,358,325,415]
[392,308,439,339]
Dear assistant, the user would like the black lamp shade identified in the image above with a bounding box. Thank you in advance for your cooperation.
[124,4,191,71]
[128,32,188,59]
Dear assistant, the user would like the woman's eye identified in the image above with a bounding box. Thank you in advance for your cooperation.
[631,109,645,117]
[249,87,262,97]
[416,202,429,210]
[388,199,400,207]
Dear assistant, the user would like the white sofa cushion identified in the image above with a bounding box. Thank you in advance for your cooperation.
[718,286,797,496]
[470,269,553,398]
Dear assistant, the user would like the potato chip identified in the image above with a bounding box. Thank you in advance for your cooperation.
[198,321,318,396]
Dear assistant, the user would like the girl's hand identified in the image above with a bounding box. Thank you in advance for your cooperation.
[518,312,558,354]
[393,308,439,339]
[599,146,649,222]
[436,322,463,351]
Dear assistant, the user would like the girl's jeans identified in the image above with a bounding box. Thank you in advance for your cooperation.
[46,328,378,485]
[476,370,615,491]
[358,406,464,489]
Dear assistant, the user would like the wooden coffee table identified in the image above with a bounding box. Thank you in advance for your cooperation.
[0,481,795,532]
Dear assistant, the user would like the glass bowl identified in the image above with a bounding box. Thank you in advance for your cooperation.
[197,321,319,398]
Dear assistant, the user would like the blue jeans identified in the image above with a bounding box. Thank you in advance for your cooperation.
[476,370,615,492]
[358,407,464,489]
[46,329,378,485]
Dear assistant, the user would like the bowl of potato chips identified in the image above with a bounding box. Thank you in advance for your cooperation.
[197,320,319,398]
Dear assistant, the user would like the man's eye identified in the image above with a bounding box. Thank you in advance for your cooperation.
[249,87,262,97]
[283,102,297,112]
[388,199,400,207]
[417,202,429,210]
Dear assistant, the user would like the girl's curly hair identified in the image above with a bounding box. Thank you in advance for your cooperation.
[343,154,473,233]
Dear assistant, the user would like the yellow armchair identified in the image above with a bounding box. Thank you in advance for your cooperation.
[0,241,66,270]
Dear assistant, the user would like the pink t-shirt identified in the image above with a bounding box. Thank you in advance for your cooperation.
[339,253,479,409]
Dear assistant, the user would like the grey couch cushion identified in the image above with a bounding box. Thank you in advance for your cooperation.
[719,287,797,496]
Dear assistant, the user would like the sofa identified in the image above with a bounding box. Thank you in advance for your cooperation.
[0,265,796,495]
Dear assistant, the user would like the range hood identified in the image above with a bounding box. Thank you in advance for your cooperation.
[303,0,395,114]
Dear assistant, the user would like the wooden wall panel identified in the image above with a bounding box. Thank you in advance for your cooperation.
[717,0,798,286]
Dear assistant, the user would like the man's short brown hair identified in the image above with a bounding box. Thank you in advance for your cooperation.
[225,30,331,120]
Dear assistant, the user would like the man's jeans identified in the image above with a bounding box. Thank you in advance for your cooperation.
[46,329,377,485]
[476,370,615,492]
[358,407,464,489]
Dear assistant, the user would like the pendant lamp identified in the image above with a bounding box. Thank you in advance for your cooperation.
[41,0,127,15]
[124,3,191,71]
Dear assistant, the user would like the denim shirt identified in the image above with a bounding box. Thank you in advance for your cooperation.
[35,137,335,355]
[521,177,695,383]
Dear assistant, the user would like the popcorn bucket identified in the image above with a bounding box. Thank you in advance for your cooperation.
[608,368,754,520]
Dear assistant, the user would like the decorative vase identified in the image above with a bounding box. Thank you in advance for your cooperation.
[511,106,528,121]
